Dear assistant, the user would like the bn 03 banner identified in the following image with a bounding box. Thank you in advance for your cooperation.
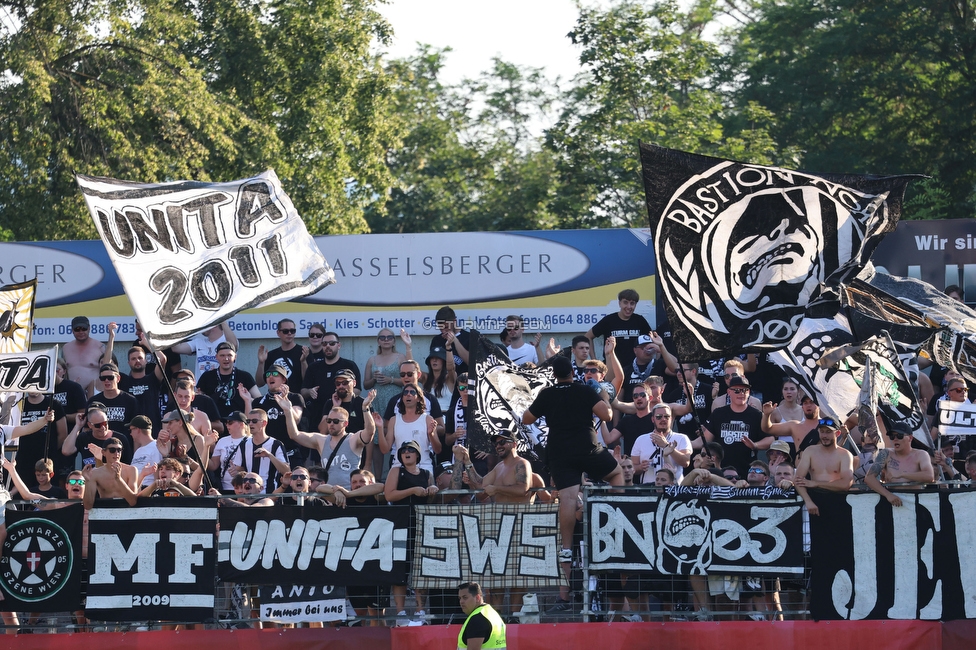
[587,488,804,574]
[810,490,976,621]
[218,504,409,585]
[86,499,218,621]
[412,503,565,590]
[0,503,83,612]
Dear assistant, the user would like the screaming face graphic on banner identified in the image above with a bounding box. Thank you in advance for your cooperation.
[657,161,886,356]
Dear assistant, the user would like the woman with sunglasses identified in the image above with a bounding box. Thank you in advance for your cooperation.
[363,329,411,476]
[380,386,440,476]
[301,323,329,371]
[423,346,456,414]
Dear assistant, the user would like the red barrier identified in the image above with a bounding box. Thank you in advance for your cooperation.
[4,621,947,650]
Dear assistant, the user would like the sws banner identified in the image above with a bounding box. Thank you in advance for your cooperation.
[588,488,804,574]
[0,503,83,612]
[86,499,217,622]
[810,490,976,621]
[217,504,409,585]
[412,503,564,590]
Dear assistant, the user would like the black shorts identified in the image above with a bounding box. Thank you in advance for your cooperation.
[550,448,619,490]
[347,585,389,611]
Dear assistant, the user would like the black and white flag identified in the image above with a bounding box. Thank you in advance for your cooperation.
[76,171,334,347]
[87,499,218,622]
[936,400,976,437]
[468,330,555,457]
[0,346,58,393]
[640,143,915,361]
[0,503,83,612]
[217,504,409,585]
[0,279,36,354]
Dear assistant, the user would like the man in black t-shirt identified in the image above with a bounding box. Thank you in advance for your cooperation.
[118,345,165,430]
[585,288,652,370]
[255,318,305,393]
[302,332,362,426]
[197,342,261,421]
[429,306,470,375]
[253,360,306,466]
[53,358,87,429]
[702,376,767,476]
[16,393,68,486]
[86,363,139,440]
[523,355,621,610]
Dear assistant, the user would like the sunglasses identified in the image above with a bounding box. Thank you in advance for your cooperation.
[653,414,671,419]
[309,332,324,338]
[334,379,350,386]
[402,389,418,396]
[378,335,395,341]
[632,392,648,399]
[279,328,296,334]
[949,387,967,393]
[105,447,123,453]
[748,468,767,475]
[66,478,86,487]
[291,474,309,480]
[323,341,339,346]
[73,326,88,332]
[887,432,908,440]
[729,387,749,394]
[583,367,600,374]
[724,474,740,481]
[818,418,837,428]
[99,375,115,382]
[242,478,262,486]
[90,421,109,429]
[247,418,264,424]
[265,370,282,378]
[325,418,345,424]
[400,371,415,377]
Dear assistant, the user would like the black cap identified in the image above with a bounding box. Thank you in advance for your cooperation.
[426,347,447,365]
[99,363,119,374]
[728,375,751,389]
[71,316,90,329]
[336,368,356,381]
[216,341,236,353]
[397,440,423,463]
[492,432,516,443]
[124,415,152,430]
[226,411,248,423]
[550,355,572,379]
[890,421,914,436]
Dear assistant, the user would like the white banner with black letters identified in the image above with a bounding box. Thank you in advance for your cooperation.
[76,171,334,347]
[0,346,57,393]
[587,488,804,574]
[810,490,976,620]
[217,504,409,585]
[937,400,976,437]
[86,499,217,622]
[258,584,346,624]
[412,503,565,590]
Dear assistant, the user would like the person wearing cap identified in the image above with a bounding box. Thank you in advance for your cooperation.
[766,440,793,471]
[208,410,252,492]
[429,306,470,374]
[934,436,964,481]
[620,333,671,402]
[83,434,141,505]
[452,431,532,503]
[170,320,239,380]
[585,288,653,370]
[760,396,821,452]
[84,362,139,442]
[793,417,855,515]
[863,421,935,507]
[522,354,621,610]
[710,359,762,412]
[63,315,108,397]
[252,359,307,466]
[197,341,261,421]
[302,331,362,430]
[631,403,692,483]
[160,407,208,469]
[701,375,767,477]
[385,439,437,625]
[275,390,376,489]
[128,414,166,487]
[423,345,456,413]
[331,367,367,434]
[255,318,305,393]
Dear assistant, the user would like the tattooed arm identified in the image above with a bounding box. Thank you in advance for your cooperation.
[483,459,530,499]
[863,449,902,507]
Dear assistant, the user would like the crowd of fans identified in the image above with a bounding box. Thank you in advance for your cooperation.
[0,289,971,631]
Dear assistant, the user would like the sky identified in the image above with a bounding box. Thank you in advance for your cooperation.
[375,0,584,85]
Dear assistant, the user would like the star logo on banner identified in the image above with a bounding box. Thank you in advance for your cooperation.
[0,517,73,603]
[8,535,58,585]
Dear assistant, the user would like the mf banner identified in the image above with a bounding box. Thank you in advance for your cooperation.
[217,504,409,585]
[587,488,804,574]
[86,499,218,621]
[412,503,564,590]
[810,490,976,621]
[76,171,334,347]
[0,503,83,612]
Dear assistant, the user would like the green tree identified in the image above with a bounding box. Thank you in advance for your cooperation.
[0,0,397,241]
[545,0,795,229]
[725,0,976,218]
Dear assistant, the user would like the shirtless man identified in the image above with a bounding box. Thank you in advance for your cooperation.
[794,417,855,516]
[85,436,140,505]
[451,432,531,502]
[63,316,107,397]
[864,421,935,507]
[760,396,820,448]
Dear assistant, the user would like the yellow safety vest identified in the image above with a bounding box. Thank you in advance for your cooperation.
[457,603,506,650]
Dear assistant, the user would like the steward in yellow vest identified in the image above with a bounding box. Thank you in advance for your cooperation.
[457,582,506,650]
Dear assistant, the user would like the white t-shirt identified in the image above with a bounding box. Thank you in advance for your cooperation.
[391,412,434,474]
[186,333,229,379]
[212,435,248,490]
[631,430,692,483]
[508,343,538,366]
[130,442,166,486]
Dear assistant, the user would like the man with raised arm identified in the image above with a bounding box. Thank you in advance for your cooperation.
[760,396,820,448]
[863,421,935,507]
[451,432,531,502]
[276,390,376,489]
[794,417,855,516]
